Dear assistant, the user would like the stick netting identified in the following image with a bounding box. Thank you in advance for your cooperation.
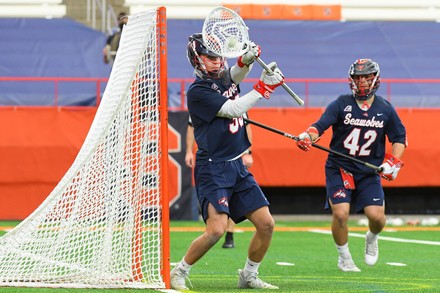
[0,8,166,289]
[202,6,249,58]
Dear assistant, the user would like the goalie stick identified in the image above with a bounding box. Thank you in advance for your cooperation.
[243,118,383,172]
[202,6,304,106]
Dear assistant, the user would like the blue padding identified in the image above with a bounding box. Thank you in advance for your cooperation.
[0,18,111,106]
[1,18,440,107]
[167,20,440,107]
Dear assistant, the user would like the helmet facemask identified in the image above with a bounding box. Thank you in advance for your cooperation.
[187,33,227,79]
[348,59,381,101]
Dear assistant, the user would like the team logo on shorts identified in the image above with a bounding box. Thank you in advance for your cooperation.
[218,196,229,207]
[333,189,347,199]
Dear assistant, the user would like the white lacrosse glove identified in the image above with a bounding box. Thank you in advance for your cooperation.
[238,42,261,68]
[379,154,404,181]
[253,62,284,99]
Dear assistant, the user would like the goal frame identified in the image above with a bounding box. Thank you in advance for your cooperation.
[0,6,170,290]
[157,6,171,289]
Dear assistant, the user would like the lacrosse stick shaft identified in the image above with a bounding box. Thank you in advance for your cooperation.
[255,58,304,106]
[244,118,382,172]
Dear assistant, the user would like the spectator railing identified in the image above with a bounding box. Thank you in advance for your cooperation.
[1,76,440,110]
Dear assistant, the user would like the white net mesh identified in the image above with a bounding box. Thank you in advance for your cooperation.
[0,8,166,289]
[202,6,249,58]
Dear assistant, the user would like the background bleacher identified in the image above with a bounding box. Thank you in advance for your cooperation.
[0,18,110,105]
[1,16,440,107]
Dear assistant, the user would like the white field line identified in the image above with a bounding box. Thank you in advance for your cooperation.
[309,229,440,246]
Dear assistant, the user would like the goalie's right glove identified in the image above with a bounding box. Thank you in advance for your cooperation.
[253,62,284,99]
[379,154,404,181]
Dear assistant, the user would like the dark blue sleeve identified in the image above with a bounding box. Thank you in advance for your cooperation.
[187,83,227,124]
[312,98,341,136]
[385,105,407,145]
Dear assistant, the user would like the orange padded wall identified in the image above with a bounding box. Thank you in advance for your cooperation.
[223,4,341,20]
[0,107,438,219]
[248,108,439,187]
[0,107,96,219]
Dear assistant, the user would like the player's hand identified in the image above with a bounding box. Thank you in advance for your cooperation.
[185,152,195,168]
[296,132,312,151]
[253,62,284,99]
[379,154,404,181]
[238,42,261,67]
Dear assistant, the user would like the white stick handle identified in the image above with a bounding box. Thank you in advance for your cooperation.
[256,57,304,106]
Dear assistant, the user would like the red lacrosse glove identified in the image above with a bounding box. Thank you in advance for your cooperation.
[379,154,404,181]
[296,132,312,151]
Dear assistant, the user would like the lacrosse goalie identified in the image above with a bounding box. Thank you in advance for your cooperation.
[170,32,284,290]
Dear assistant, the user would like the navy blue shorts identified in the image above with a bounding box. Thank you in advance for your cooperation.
[325,166,384,213]
[194,158,269,224]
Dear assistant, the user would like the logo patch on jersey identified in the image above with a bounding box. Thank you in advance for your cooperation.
[344,105,352,112]
[222,83,239,100]
[333,189,347,199]
[363,112,368,117]
[211,83,219,91]
[218,196,229,207]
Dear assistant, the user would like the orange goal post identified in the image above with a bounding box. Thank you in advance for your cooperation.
[0,7,170,289]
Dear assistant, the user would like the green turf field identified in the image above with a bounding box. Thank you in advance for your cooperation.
[0,219,439,292]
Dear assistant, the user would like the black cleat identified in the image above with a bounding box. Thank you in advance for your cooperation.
[222,239,235,248]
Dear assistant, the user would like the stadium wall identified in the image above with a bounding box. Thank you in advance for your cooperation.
[0,107,438,220]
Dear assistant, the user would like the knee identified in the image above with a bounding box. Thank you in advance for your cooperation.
[205,227,226,245]
[333,211,349,227]
[369,213,386,226]
[256,217,275,236]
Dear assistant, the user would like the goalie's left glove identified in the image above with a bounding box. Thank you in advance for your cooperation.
[379,154,404,181]
[238,42,261,68]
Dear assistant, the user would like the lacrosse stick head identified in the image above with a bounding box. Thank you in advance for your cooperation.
[202,6,250,58]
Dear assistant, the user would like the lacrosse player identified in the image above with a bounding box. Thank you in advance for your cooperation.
[170,33,284,290]
[296,59,407,272]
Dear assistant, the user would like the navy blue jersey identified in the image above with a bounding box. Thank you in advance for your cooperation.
[312,95,406,174]
[187,74,250,163]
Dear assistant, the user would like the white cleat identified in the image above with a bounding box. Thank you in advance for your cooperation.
[170,266,190,290]
[238,269,279,289]
[365,232,379,266]
[338,256,361,272]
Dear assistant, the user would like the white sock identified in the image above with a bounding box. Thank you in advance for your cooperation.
[178,258,192,273]
[244,258,260,274]
[336,243,350,257]
[366,230,378,240]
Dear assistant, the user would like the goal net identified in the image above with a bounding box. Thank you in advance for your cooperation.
[0,7,169,289]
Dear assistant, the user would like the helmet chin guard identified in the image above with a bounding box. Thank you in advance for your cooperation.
[348,58,380,101]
